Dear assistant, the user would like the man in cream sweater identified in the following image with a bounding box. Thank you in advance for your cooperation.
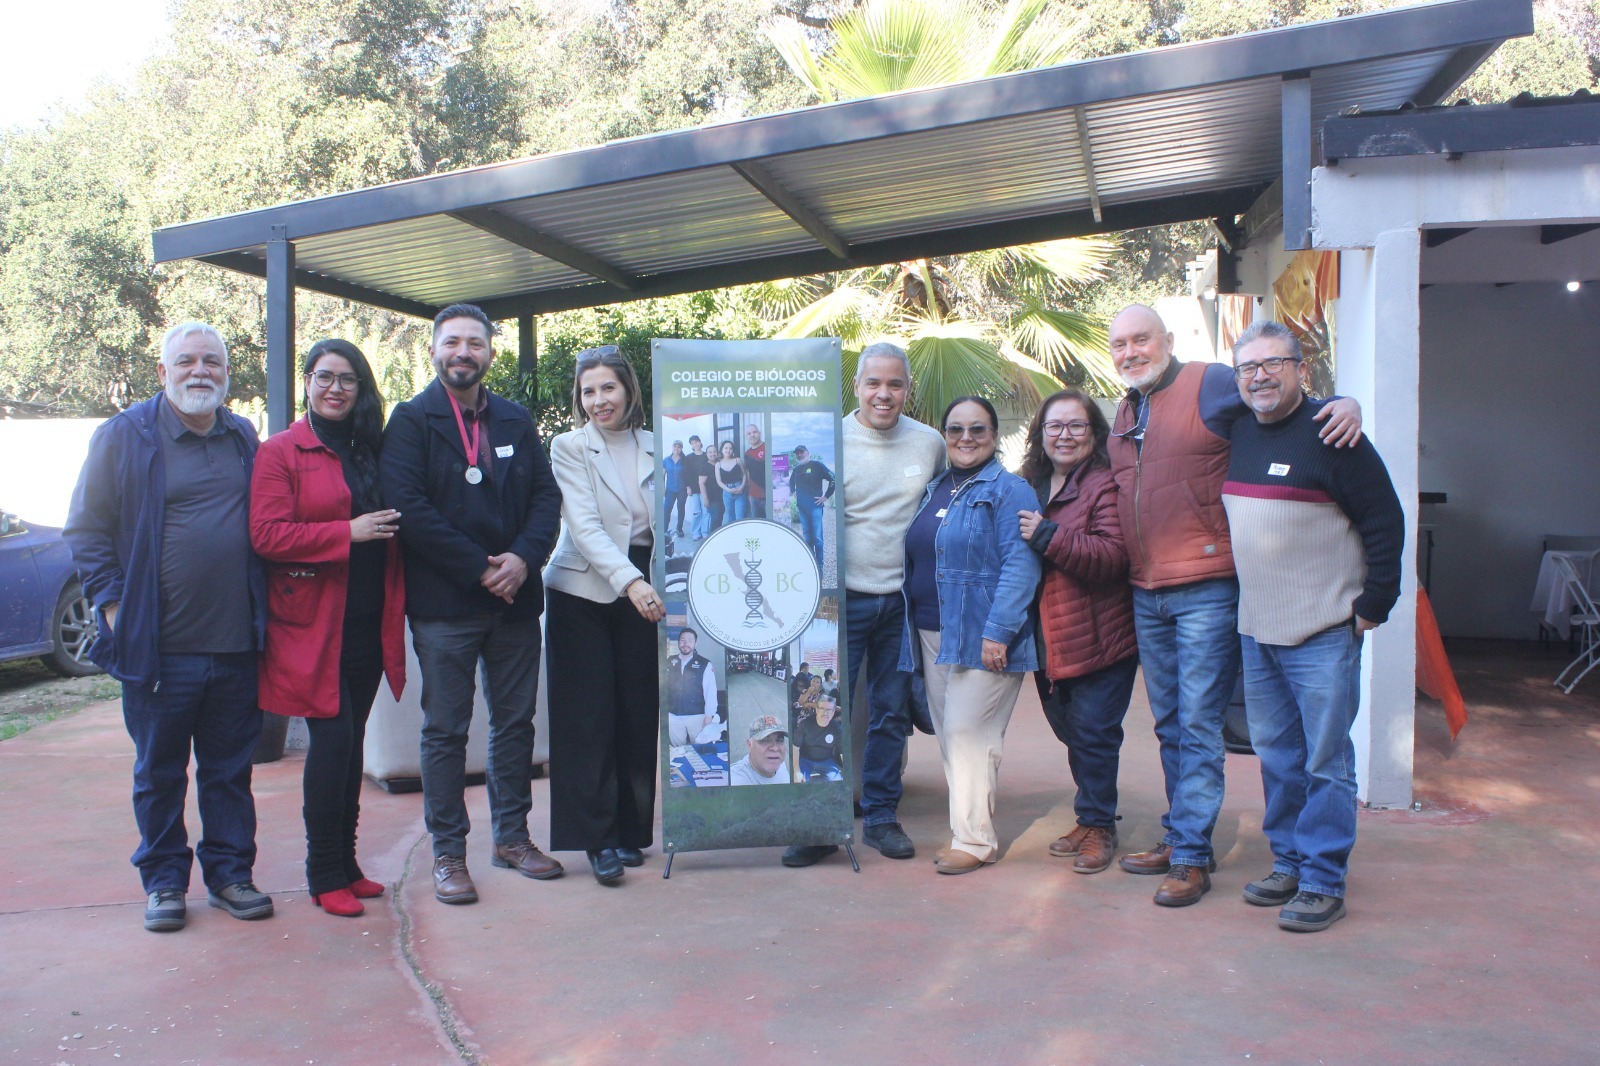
[783,342,945,867]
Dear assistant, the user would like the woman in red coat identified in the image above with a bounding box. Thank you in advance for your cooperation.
[250,339,406,917]
[1016,389,1138,876]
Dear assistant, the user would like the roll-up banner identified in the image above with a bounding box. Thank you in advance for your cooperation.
[652,338,853,858]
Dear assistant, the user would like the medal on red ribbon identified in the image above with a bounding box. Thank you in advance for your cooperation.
[447,391,483,484]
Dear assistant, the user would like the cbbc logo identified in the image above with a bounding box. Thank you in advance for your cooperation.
[686,519,820,652]
[701,572,810,594]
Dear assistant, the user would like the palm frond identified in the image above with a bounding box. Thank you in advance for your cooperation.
[1010,301,1119,394]
[765,18,833,100]
[772,282,877,342]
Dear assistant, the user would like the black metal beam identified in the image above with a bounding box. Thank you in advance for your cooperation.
[1072,108,1103,225]
[1323,97,1600,162]
[447,207,637,290]
[517,315,537,380]
[265,235,295,434]
[1411,43,1501,106]
[151,0,1532,263]
[1541,223,1600,245]
[1282,74,1312,251]
[473,185,1265,319]
[731,161,850,260]
[198,252,439,320]
[1425,227,1474,247]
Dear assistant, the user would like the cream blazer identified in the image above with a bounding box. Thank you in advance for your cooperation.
[542,422,655,604]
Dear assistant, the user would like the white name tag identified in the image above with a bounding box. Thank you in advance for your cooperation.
[936,508,948,518]
[496,445,515,458]
[1268,463,1290,477]
[904,464,922,477]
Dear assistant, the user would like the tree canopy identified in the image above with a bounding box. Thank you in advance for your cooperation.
[1,0,1592,417]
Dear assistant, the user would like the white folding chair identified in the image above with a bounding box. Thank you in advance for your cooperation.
[1552,554,1600,694]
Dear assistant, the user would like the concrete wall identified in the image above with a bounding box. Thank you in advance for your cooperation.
[1419,282,1600,639]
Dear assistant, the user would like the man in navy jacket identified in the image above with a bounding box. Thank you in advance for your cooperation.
[379,304,563,904]
[65,321,272,933]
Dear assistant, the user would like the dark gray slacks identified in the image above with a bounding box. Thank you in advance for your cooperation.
[411,613,542,858]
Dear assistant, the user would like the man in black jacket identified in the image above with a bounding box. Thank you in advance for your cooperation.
[380,304,564,904]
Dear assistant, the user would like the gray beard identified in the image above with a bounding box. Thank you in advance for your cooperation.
[166,377,227,417]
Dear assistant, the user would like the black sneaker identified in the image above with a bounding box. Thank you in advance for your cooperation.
[1278,890,1346,932]
[207,881,275,921]
[781,844,839,868]
[1243,870,1300,907]
[144,889,187,932]
[863,822,916,859]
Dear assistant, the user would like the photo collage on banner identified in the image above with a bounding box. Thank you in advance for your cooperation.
[653,338,853,855]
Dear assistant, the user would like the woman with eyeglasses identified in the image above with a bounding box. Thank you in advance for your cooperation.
[1015,390,1138,876]
[250,340,407,918]
[542,345,663,885]
[900,396,1041,874]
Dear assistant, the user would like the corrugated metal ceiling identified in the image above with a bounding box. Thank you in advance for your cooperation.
[152,0,1532,320]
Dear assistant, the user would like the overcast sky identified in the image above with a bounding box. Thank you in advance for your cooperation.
[2,0,170,129]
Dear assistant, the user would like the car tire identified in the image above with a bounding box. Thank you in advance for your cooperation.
[41,582,101,678]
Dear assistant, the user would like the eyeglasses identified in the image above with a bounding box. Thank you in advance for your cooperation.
[944,424,994,441]
[1042,420,1092,439]
[310,370,359,390]
[1232,356,1301,380]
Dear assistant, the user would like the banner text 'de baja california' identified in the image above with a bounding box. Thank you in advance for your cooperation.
[653,338,853,855]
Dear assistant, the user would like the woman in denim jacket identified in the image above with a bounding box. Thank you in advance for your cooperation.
[900,396,1042,874]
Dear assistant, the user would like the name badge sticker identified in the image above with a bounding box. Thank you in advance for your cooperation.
[1268,463,1291,477]
[495,444,515,459]
[935,508,948,518]
[904,464,922,478]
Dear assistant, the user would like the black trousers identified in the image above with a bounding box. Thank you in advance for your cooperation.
[546,547,660,852]
[303,622,383,895]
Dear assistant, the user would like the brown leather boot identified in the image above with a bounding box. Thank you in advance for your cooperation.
[1048,825,1092,858]
[432,855,478,905]
[1153,863,1212,907]
[1118,841,1173,875]
[491,841,565,880]
[1072,827,1118,874]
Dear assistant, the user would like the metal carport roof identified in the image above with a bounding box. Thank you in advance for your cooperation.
[151,0,1532,325]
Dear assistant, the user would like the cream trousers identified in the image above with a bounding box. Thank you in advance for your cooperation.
[918,629,1025,862]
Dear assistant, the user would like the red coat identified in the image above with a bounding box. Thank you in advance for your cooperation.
[1036,463,1137,681]
[250,418,406,718]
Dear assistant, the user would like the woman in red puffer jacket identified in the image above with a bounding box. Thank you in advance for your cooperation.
[1017,389,1138,876]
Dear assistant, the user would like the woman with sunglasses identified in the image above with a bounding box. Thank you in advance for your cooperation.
[1016,390,1138,876]
[250,340,407,917]
[900,396,1041,874]
[542,346,663,885]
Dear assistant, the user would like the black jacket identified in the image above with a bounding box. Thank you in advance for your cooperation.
[380,380,562,622]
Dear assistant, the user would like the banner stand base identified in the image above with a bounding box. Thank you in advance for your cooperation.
[661,844,861,879]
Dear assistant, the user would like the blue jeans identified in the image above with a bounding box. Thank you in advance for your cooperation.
[1132,578,1240,868]
[690,495,710,539]
[121,652,261,893]
[1038,654,1139,828]
[1242,625,1364,898]
[849,592,918,827]
[411,614,542,858]
[799,757,843,781]
[797,496,825,568]
[724,493,749,521]
[664,487,687,534]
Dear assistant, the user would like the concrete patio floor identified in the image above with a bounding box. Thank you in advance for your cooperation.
[1,638,1596,1065]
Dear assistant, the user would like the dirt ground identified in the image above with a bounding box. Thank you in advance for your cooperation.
[0,658,117,741]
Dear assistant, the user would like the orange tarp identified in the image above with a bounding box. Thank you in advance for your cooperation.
[1416,587,1467,739]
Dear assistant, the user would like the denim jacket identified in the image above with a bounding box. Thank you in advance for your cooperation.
[899,457,1041,673]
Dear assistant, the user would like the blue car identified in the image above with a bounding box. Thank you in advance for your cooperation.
[0,508,100,677]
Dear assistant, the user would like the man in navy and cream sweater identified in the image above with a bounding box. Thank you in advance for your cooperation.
[1221,320,1403,933]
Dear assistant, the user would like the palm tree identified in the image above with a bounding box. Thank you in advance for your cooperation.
[757,0,1119,421]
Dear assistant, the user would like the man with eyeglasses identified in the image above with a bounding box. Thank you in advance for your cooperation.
[782,341,944,868]
[380,303,565,903]
[1221,320,1402,932]
[65,322,274,932]
[1106,304,1362,908]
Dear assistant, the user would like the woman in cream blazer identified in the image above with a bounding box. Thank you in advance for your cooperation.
[543,346,665,885]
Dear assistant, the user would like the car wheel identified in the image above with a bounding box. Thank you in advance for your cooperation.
[41,582,102,678]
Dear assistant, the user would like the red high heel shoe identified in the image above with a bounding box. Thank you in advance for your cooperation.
[349,878,386,899]
[312,888,364,917]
